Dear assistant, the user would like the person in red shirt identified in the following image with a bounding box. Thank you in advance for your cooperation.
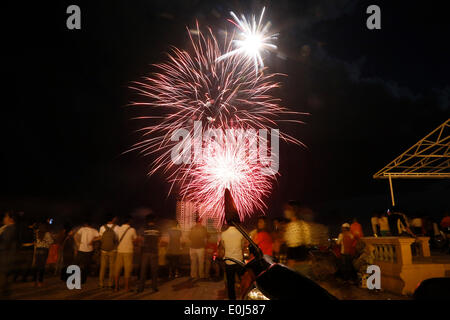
[253,217,273,257]
[336,223,356,281]
[440,212,450,229]
[350,218,364,240]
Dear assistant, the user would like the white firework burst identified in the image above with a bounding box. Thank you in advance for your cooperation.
[217,7,278,73]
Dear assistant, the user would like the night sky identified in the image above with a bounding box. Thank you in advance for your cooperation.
[1,0,449,228]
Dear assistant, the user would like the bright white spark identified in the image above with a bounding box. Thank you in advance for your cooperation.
[217,7,278,73]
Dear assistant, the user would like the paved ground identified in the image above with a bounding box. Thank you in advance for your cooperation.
[6,274,409,300]
[317,279,410,300]
[7,276,227,300]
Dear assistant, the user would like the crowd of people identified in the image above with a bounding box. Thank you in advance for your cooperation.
[1,205,449,299]
[334,207,450,284]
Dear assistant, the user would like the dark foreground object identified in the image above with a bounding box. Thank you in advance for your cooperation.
[413,277,450,300]
[251,255,337,300]
[224,188,336,300]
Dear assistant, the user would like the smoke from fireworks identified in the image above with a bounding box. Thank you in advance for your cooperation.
[130,9,303,222]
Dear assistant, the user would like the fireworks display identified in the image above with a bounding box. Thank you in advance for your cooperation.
[131,8,303,223]
[178,129,277,221]
[217,7,278,74]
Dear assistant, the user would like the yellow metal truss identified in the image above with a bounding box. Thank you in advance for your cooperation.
[373,119,450,205]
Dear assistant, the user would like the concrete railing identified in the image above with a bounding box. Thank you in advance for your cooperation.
[361,236,445,295]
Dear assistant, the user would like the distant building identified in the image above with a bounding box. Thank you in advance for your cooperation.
[176,199,220,233]
[176,199,197,232]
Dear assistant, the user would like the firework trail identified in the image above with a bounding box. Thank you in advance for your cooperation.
[129,10,304,221]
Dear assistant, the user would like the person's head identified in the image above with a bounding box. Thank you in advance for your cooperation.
[122,215,133,225]
[37,222,49,240]
[2,211,16,225]
[145,214,156,225]
[38,222,48,232]
[341,223,350,232]
[352,217,358,223]
[63,223,73,232]
[82,219,91,227]
[105,214,117,224]
[257,217,268,231]
[272,217,281,228]
[284,201,300,221]
[299,207,314,222]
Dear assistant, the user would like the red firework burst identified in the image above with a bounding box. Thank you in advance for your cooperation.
[129,20,304,221]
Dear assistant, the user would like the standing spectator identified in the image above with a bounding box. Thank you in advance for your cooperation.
[371,212,380,237]
[301,209,330,249]
[205,231,220,280]
[379,212,390,236]
[98,215,119,288]
[33,222,53,287]
[52,225,69,276]
[74,220,100,284]
[189,217,207,280]
[14,219,35,283]
[440,212,450,253]
[387,208,414,237]
[60,224,76,283]
[350,218,364,240]
[283,202,312,267]
[137,214,161,293]
[252,217,273,256]
[0,211,18,297]
[219,224,244,300]
[45,220,59,274]
[336,223,356,281]
[166,220,182,279]
[411,215,425,235]
[114,216,137,292]
[271,218,285,263]
[440,212,450,230]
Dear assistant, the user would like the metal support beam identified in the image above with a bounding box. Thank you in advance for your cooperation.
[388,174,395,207]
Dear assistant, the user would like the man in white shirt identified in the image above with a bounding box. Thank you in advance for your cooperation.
[98,215,119,288]
[220,225,244,300]
[75,220,100,284]
[114,216,137,292]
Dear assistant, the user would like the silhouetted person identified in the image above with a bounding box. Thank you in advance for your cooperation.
[0,211,18,298]
[75,220,99,284]
[387,207,414,237]
[166,220,182,279]
[251,217,273,256]
[60,223,76,282]
[370,212,380,237]
[137,214,161,293]
[350,218,364,240]
[283,202,311,268]
[336,223,356,281]
[219,224,244,300]
[114,216,137,292]
[33,222,53,287]
[189,216,207,279]
[13,217,35,282]
[98,215,119,288]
